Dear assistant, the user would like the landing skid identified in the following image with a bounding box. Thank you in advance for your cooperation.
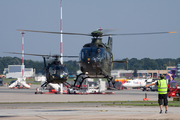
[63,81,77,88]
[100,73,117,89]
[73,72,117,89]
[73,73,89,88]
[35,81,49,94]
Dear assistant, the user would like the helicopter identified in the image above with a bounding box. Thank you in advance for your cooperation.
[4,52,78,88]
[16,29,176,88]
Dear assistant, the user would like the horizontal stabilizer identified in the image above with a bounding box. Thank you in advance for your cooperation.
[112,61,127,63]
[113,58,128,70]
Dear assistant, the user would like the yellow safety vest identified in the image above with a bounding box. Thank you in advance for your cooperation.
[158,79,168,94]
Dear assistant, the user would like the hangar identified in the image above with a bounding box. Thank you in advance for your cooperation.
[3,65,35,78]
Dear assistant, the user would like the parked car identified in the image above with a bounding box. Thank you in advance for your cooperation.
[0,79,3,86]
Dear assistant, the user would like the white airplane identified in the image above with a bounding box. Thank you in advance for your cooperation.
[122,79,155,88]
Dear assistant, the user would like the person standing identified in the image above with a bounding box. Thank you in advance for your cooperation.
[145,73,172,114]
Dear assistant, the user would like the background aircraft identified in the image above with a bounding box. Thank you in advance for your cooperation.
[122,78,154,89]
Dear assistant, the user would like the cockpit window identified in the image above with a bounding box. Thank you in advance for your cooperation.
[49,66,68,75]
[80,47,105,62]
[49,67,55,75]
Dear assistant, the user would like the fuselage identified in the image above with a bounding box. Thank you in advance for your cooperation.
[79,38,112,78]
[46,62,68,83]
[122,79,146,88]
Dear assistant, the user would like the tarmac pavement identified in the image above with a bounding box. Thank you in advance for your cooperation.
[0,85,180,120]
[0,85,160,102]
[0,105,180,120]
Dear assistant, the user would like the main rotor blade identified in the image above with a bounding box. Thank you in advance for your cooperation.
[17,29,91,36]
[4,52,49,57]
[4,52,79,58]
[17,29,177,38]
[51,55,79,58]
[103,31,177,36]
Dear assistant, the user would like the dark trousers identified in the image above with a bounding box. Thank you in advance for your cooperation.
[158,94,168,106]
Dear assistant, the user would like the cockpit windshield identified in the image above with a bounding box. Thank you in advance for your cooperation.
[80,47,105,62]
[49,66,68,76]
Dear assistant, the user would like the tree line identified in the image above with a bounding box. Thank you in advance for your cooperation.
[0,57,180,74]
[113,58,180,70]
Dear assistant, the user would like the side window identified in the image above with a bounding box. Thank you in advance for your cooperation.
[49,67,54,75]
[81,51,84,59]
[63,67,68,73]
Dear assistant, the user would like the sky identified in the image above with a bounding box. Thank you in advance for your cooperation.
[0,0,180,62]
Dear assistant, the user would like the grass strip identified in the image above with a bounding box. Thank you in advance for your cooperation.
[103,101,180,107]
[0,101,180,106]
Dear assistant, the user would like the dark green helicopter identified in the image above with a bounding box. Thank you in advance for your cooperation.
[75,29,129,88]
[4,52,78,88]
[16,29,176,88]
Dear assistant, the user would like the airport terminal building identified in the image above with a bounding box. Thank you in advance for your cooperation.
[111,66,177,79]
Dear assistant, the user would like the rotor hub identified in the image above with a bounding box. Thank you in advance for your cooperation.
[91,31,103,38]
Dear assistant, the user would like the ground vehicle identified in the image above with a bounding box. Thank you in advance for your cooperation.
[167,81,180,98]
[149,84,158,91]
[0,79,3,86]
[0,75,6,79]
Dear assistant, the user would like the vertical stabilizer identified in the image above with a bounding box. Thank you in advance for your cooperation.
[107,36,112,49]
[165,68,177,81]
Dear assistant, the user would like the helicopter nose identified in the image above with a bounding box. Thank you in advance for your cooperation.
[91,57,102,62]
[60,74,63,78]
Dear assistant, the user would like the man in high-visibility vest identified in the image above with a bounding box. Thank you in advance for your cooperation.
[145,73,172,114]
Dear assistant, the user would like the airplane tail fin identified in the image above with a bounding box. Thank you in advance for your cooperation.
[107,36,112,49]
[165,68,177,81]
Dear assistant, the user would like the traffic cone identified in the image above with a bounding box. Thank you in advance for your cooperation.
[143,93,149,101]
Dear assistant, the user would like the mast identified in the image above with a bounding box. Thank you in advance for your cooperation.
[21,31,25,78]
[60,0,63,64]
